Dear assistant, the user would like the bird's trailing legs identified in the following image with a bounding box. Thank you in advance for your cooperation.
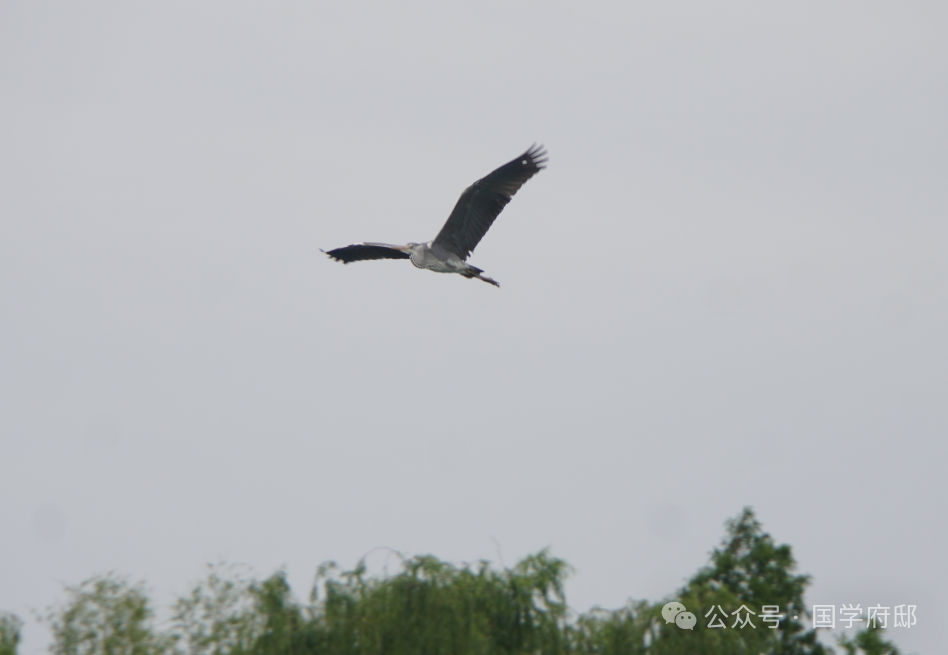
[461,266,500,287]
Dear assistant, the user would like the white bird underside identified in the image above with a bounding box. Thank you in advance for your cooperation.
[323,144,548,288]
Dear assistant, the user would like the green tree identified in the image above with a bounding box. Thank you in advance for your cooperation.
[836,622,902,655]
[171,564,265,655]
[45,573,170,655]
[674,506,830,655]
[246,572,307,655]
[296,549,572,655]
[212,548,575,655]
[0,612,23,655]
[567,507,832,655]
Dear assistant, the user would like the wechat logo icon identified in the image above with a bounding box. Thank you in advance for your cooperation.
[662,601,696,630]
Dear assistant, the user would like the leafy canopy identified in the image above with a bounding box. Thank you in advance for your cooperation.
[12,509,901,655]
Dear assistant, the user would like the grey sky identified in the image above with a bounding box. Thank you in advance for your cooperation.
[1,3,945,653]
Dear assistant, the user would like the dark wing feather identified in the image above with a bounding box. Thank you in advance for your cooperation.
[323,244,410,264]
[432,144,547,260]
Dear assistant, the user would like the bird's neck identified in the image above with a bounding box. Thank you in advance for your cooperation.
[408,243,428,269]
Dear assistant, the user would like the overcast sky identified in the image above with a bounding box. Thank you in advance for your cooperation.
[1,3,945,653]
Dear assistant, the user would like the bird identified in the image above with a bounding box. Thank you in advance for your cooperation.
[323,144,548,288]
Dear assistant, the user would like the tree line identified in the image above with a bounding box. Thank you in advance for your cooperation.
[0,509,903,655]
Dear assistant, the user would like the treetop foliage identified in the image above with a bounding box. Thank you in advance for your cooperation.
[0,612,23,655]
[45,574,171,655]
[3,509,901,655]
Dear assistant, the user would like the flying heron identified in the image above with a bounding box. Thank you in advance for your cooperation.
[324,144,548,287]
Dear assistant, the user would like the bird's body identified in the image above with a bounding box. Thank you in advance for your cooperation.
[405,241,498,286]
[324,145,547,287]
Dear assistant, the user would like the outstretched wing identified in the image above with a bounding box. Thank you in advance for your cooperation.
[432,144,547,260]
[323,243,410,264]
